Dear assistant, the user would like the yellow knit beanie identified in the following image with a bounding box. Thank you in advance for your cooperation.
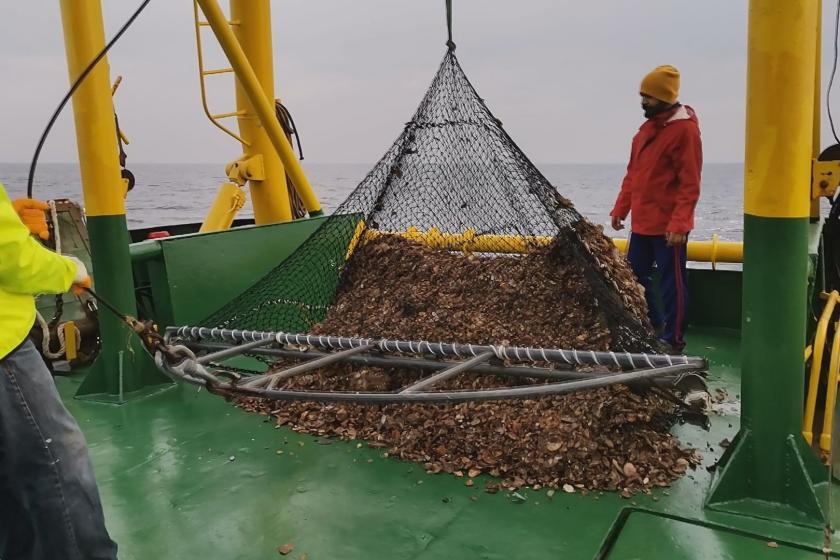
[640,65,680,104]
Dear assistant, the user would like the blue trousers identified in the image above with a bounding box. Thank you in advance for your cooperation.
[0,340,117,560]
[626,233,688,349]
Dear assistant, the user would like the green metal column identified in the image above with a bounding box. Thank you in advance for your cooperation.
[58,0,171,402]
[706,0,826,526]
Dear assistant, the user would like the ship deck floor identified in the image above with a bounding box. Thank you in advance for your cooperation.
[56,327,839,559]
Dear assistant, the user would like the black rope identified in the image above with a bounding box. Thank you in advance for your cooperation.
[27,0,152,199]
[829,0,840,144]
[445,0,456,51]
[275,101,305,160]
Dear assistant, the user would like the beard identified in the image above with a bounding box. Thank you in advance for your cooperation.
[644,102,675,119]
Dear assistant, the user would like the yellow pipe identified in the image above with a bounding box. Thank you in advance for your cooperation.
[200,182,246,233]
[229,0,293,225]
[58,0,125,216]
[803,290,840,444]
[363,227,743,263]
[819,320,840,456]
[195,0,322,217]
[612,234,743,266]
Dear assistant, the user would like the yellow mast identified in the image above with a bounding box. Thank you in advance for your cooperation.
[196,0,322,226]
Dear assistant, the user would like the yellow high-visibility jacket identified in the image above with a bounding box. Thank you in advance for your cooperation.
[0,183,75,360]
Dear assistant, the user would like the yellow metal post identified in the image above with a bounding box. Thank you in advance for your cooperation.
[229,0,291,224]
[811,0,823,220]
[59,1,125,217]
[196,0,323,219]
[58,0,170,400]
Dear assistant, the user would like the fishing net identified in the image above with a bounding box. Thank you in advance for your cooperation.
[203,50,660,354]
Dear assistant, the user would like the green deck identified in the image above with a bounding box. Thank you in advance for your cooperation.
[55,327,838,559]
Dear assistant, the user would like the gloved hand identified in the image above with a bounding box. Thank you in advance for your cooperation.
[12,198,50,241]
[66,256,92,295]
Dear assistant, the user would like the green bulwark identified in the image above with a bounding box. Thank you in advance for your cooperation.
[130,216,331,328]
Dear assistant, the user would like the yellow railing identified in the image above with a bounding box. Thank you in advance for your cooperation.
[192,0,248,146]
[362,226,743,264]
[803,291,840,457]
[612,233,742,268]
[820,322,840,455]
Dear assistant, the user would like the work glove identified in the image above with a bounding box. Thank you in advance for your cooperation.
[12,198,50,241]
[66,256,92,295]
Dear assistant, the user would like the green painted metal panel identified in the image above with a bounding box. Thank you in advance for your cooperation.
[686,269,742,330]
[132,217,329,327]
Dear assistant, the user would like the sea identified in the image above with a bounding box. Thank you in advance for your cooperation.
[0,162,744,241]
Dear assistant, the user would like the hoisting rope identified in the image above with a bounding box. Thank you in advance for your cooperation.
[27,0,152,199]
[445,0,456,51]
[275,101,305,161]
[275,100,307,218]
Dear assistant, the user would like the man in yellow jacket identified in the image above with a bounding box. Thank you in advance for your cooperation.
[0,183,118,559]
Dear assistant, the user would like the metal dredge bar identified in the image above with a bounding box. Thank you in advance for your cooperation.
[231,363,699,403]
[190,342,582,380]
[169,326,708,370]
[188,343,702,394]
[399,351,494,394]
[154,352,698,403]
[240,344,376,389]
[196,338,275,365]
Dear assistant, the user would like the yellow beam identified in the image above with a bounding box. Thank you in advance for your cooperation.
[202,67,235,76]
[210,110,246,120]
[229,0,292,224]
[58,0,125,216]
[200,182,246,232]
[743,0,817,219]
[196,0,322,219]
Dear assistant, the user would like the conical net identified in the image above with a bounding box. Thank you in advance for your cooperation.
[203,51,659,354]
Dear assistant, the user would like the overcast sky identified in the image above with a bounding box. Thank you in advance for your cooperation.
[0,1,837,164]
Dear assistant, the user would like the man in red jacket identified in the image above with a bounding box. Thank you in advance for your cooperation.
[610,65,702,352]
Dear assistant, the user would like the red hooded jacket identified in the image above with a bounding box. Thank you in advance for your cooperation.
[610,105,702,235]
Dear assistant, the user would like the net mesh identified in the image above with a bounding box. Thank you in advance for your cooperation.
[203,51,659,353]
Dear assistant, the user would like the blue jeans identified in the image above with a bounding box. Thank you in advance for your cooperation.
[0,340,117,560]
[626,233,688,349]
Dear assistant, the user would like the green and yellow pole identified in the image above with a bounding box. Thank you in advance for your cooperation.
[196,0,322,219]
[706,0,827,526]
[59,0,170,401]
